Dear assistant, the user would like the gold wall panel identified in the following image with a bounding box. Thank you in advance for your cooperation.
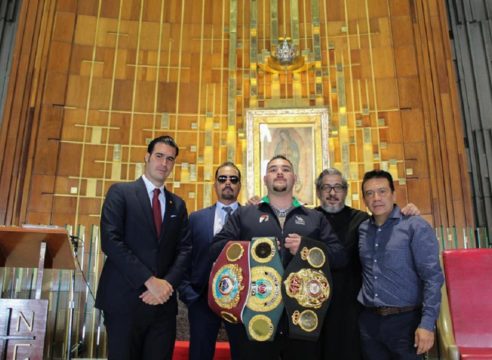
[0,1,479,358]
[0,0,473,232]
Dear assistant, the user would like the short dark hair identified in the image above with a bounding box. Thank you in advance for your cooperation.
[147,135,179,157]
[362,169,395,193]
[315,168,348,191]
[215,161,241,181]
[266,154,294,171]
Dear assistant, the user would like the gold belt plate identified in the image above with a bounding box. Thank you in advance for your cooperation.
[284,268,330,308]
[247,266,283,312]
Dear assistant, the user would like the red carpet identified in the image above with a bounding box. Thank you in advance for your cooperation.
[173,341,231,360]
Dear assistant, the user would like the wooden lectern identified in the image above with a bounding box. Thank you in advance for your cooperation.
[0,226,75,360]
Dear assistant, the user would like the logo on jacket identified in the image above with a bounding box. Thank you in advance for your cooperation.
[294,216,305,225]
[259,214,269,223]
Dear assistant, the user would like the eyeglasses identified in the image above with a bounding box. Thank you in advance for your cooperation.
[320,184,346,193]
[363,187,391,198]
[217,175,240,184]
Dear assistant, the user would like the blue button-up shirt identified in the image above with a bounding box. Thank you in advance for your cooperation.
[357,206,444,331]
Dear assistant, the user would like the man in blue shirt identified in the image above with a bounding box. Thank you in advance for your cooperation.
[358,170,444,360]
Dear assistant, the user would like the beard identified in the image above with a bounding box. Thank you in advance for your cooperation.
[322,203,344,214]
[321,196,344,214]
[271,178,289,192]
[272,184,288,192]
[221,192,235,200]
[221,187,235,200]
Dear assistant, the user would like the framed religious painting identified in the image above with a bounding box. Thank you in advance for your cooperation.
[245,108,329,206]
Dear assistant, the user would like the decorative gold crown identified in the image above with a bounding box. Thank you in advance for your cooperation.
[258,37,313,73]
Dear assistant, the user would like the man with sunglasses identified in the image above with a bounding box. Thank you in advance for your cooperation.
[210,155,347,360]
[179,162,243,360]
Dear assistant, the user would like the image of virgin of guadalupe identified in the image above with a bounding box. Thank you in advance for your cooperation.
[274,129,302,192]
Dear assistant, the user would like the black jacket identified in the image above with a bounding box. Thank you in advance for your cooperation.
[210,201,347,269]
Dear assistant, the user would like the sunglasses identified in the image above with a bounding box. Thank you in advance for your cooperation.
[217,175,240,184]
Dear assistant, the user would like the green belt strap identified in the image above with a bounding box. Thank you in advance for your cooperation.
[242,237,285,342]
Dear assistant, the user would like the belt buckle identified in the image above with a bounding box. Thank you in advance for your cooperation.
[378,306,394,316]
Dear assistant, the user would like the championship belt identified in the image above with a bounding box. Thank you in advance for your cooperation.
[208,241,251,324]
[242,237,284,342]
[282,237,332,341]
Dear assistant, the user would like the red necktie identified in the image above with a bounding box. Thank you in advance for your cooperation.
[152,188,162,237]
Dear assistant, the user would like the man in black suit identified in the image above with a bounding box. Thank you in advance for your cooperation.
[96,135,191,360]
[315,168,368,360]
[179,161,243,360]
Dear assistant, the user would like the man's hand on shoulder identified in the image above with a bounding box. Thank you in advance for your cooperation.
[141,276,174,305]
[247,195,261,205]
[401,203,420,216]
[414,327,435,355]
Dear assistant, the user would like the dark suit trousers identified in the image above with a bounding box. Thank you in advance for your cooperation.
[188,295,221,360]
[104,303,176,360]
[321,269,363,360]
[188,295,243,360]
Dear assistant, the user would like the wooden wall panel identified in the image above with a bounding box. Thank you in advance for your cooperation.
[375,79,399,109]
[401,109,424,140]
[0,0,58,225]
[0,0,474,234]
[410,0,473,230]
[398,77,423,109]
[0,2,482,355]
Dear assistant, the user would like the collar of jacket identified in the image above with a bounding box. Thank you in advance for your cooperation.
[260,196,303,208]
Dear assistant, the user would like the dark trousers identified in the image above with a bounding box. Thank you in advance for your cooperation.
[188,295,243,360]
[103,304,176,360]
[321,298,362,359]
[359,308,423,360]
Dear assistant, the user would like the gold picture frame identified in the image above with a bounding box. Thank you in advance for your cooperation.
[246,108,329,206]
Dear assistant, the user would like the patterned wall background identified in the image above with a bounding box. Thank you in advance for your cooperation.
[25,0,443,229]
[0,0,481,358]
